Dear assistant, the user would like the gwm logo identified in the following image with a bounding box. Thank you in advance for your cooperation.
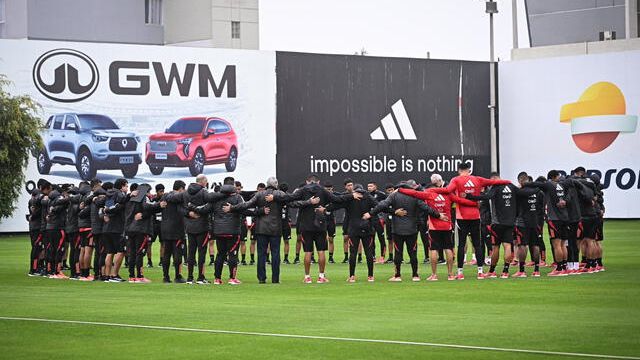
[32,48,99,103]
[560,82,638,153]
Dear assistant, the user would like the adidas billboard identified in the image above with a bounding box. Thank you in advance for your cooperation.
[276,52,492,188]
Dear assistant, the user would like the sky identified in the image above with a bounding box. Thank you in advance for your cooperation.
[259,0,531,62]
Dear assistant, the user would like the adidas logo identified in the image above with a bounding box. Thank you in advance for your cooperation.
[464,180,475,188]
[435,194,446,202]
[503,186,512,193]
[370,99,417,140]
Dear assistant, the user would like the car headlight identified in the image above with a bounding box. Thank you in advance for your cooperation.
[92,134,109,142]
[177,138,193,145]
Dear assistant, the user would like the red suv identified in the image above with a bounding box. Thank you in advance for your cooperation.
[146,117,238,176]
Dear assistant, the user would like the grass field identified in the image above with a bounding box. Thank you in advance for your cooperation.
[0,220,639,359]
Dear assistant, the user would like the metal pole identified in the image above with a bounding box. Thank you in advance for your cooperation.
[488,1,498,172]
[512,0,519,48]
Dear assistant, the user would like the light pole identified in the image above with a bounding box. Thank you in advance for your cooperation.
[486,0,498,172]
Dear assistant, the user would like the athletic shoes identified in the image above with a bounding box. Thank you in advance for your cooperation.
[347,276,356,283]
[311,257,317,264]
[128,277,137,283]
[317,277,329,284]
[27,271,40,277]
[303,276,313,284]
[186,278,194,284]
[147,261,154,268]
[455,273,465,280]
[500,272,509,279]
[525,261,535,267]
[412,276,421,282]
[377,257,385,264]
[595,265,605,272]
[388,276,402,282]
[241,260,248,266]
[427,274,438,281]
[547,270,566,277]
[385,258,394,264]
[438,259,447,265]
[447,275,456,281]
[476,273,486,280]
[532,271,541,277]
[294,258,301,264]
[163,277,172,283]
[512,271,527,278]
[539,261,548,267]
[213,279,223,285]
[470,259,477,265]
[283,259,291,264]
[174,277,187,284]
[196,278,210,285]
[486,272,498,279]
[137,278,151,283]
[78,276,92,282]
[341,258,348,264]
[367,276,375,282]
[329,257,335,264]
[228,278,242,285]
[249,260,255,265]
[510,259,518,266]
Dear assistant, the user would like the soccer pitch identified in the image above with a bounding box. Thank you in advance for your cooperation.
[0,220,639,360]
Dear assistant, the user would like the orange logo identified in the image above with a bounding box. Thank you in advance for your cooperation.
[560,82,637,153]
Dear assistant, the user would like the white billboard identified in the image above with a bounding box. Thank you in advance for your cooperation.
[499,50,640,218]
[0,39,276,231]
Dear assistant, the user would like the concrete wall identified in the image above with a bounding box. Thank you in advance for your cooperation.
[164,0,211,44]
[512,37,640,60]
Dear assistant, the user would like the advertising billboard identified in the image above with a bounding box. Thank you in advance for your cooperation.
[499,50,640,218]
[0,39,276,231]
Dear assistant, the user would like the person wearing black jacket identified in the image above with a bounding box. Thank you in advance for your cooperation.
[125,184,162,283]
[383,183,395,263]
[77,183,93,280]
[44,188,70,278]
[27,180,51,276]
[295,175,360,284]
[513,172,545,277]
[574,176,599,273]
[90,182,107,280]
[183,175,228,284]
[367,182,388,262]
[148,184,164,268]
[368,180,443,282]
[160,180,187,283]
[65,186,83,279]
[331,184,378,282]
[279,183,293,264]
[103,178,130,282]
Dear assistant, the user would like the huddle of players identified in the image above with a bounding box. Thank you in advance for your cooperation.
[25,163,605,284]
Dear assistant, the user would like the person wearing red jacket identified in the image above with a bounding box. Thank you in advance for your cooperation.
[398,187,478,281]
[438,163,511,280]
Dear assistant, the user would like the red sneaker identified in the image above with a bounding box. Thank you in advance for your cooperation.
[367,276,375,282]
[525,261,535,267]
[595,265,605,272]
[539,261,548,267]
[303,276,313,284]
[317,277,329,283]
[532,271,541,277]
[388,276,402,282]
[548,270,564,277]
[228,278,242,285]
[578,268,591,274]
[587,267,596,273]
[411,276,421,282]
[455,273,465,280]
[128,277,137,283]
[500,272,509,279]
[427,274,438,281]
[512,271,527,278]
[470,259,477,265]
[447,275,456,281]
[476,273,486,280]
[213,278,223,285]
[137,277,151,283]
[551,262,558,270]
[560,269,570,276]
[486,272,498,279]
[346,276,356,283]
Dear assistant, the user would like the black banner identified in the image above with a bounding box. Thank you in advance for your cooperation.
[276,52,491,190]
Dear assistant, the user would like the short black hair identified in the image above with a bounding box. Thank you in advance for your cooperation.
[102,182,114,190]
[343,178,353,185]
[517,171,528,180]
[547,170,560,180]
[37,179,51,190]
[155,184,165,192]
[323,181,333,188]
[367,181,377,186]
[384,183,395,190]
[458,162,471,170]
[114,178,128,190]
[257,183,266,189]
[278,183,289,192]
[224,176,235,185]
[234,181,243,187]
[535,176,546,182]
[306,174,320,183]
[90,178,102,188]
[130,183,139,191]
[527,176,533,182]
[574,166,586,173]
[173,180,186,191]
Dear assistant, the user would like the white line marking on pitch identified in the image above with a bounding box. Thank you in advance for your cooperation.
[1,316,638,360]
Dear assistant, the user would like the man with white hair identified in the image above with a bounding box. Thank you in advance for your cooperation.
[431,174,444,187]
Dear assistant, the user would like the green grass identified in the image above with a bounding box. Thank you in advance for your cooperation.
[0,221,639,359]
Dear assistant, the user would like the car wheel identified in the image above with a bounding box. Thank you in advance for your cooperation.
[121,164,138,179]
[225,147,237,172]
[189,148,205,176]
[36,150,51,175]
[149,165,164,175]
[77,150,96,181]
